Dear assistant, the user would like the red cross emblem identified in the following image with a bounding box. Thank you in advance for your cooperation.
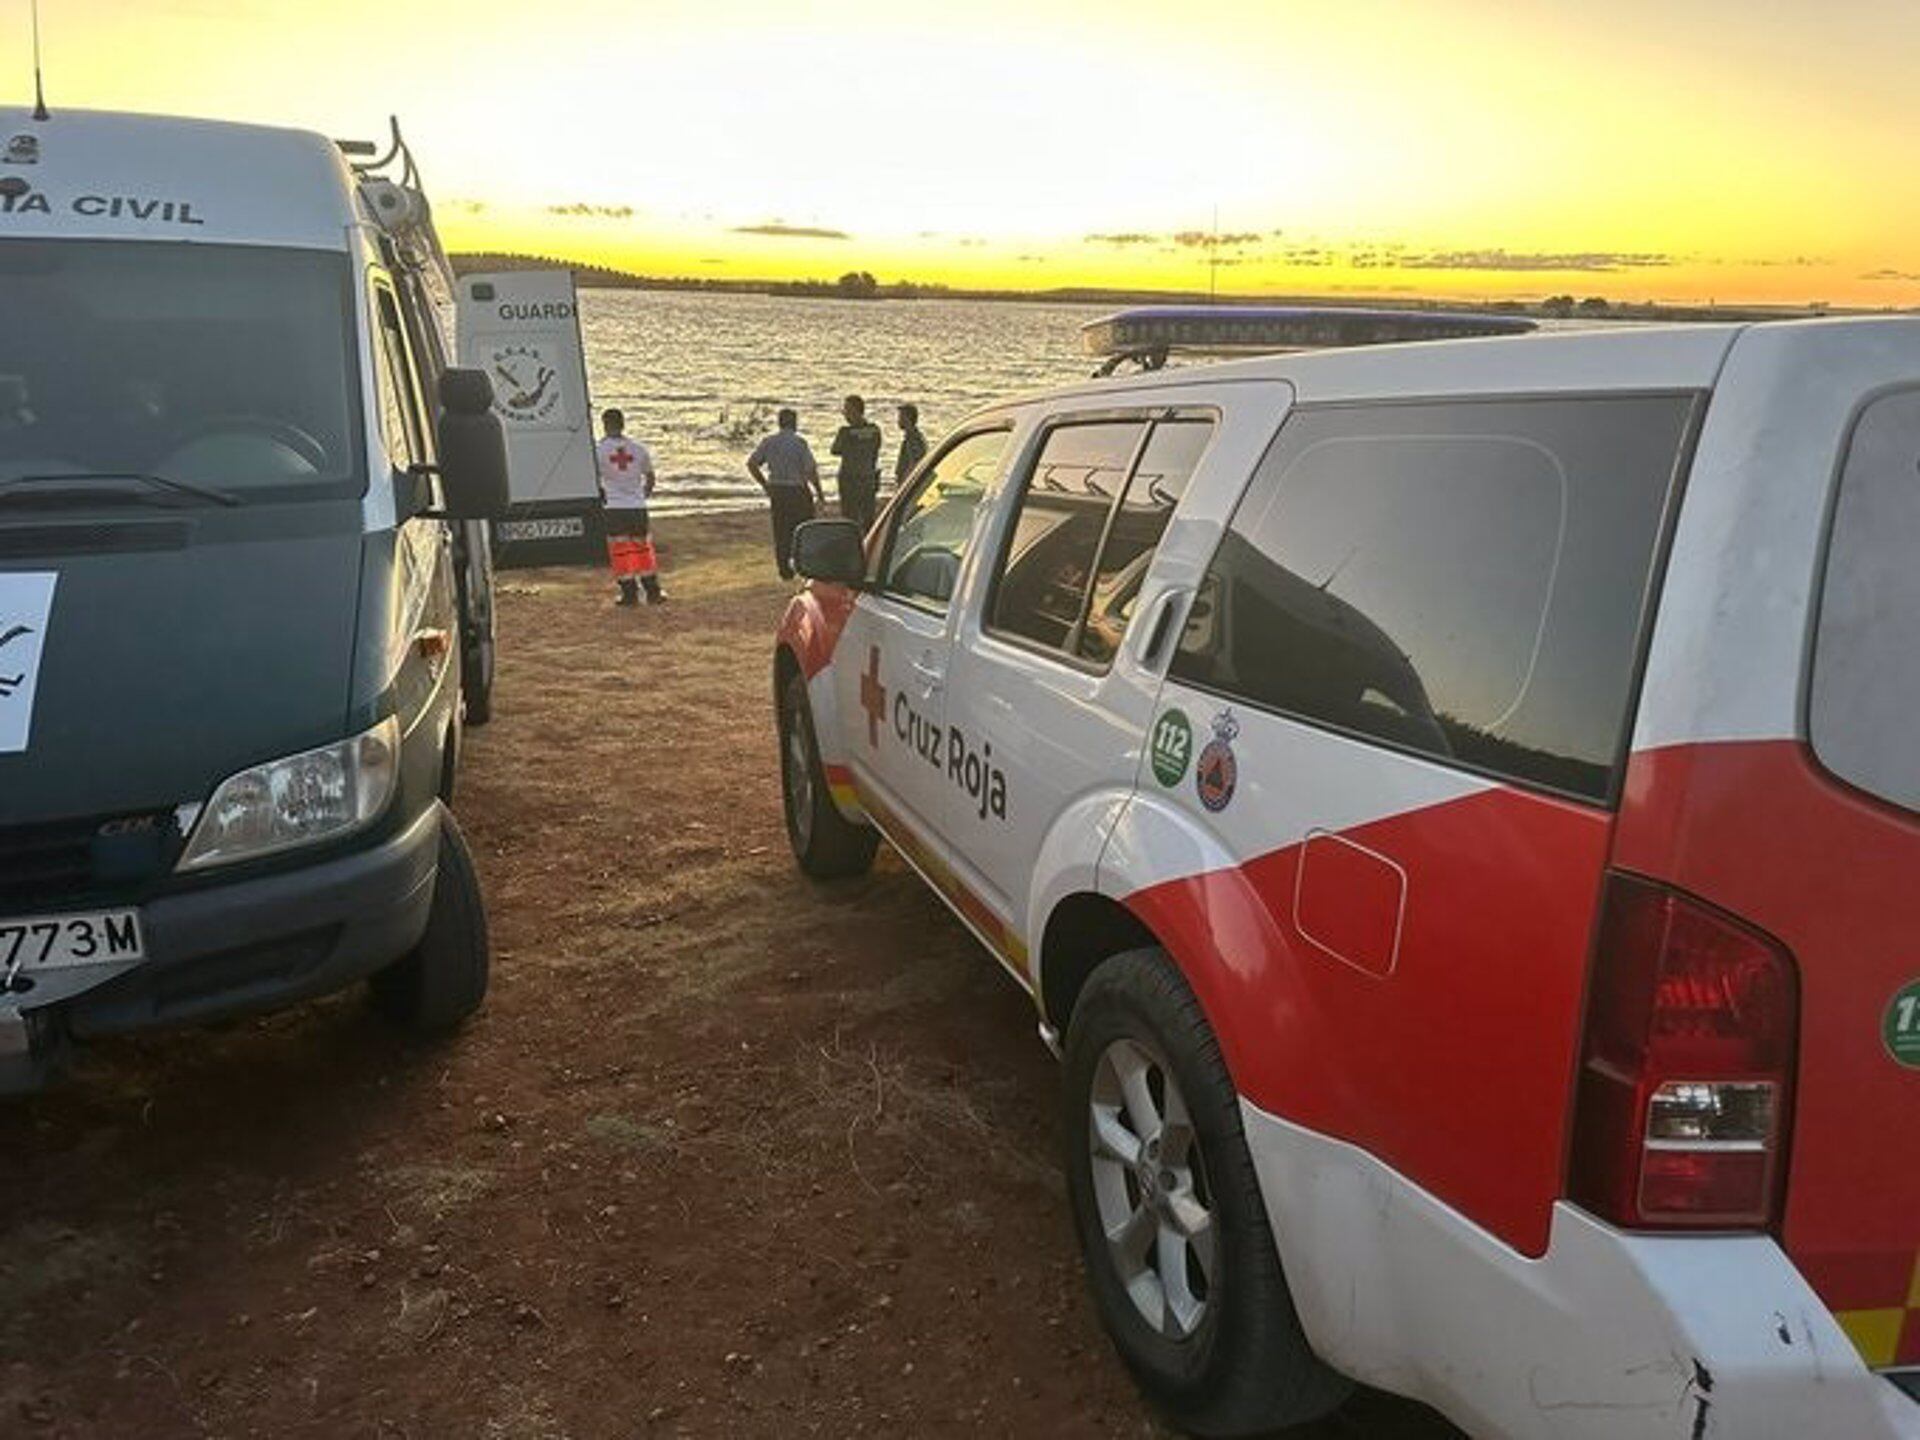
[859,645,888,750]
[608,446,635,472]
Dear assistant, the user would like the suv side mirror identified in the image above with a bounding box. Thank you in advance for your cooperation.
[434,368,511,520]
[792,519,866,584]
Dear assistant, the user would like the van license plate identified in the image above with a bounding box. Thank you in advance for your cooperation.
[499,517,586,542]
[0,910,144,974]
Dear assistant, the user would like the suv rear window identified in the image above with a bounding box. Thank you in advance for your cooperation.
[1810,387,1920,812]
[1171,395,1696,803]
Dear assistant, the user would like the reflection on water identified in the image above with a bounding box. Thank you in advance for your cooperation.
[578,290,1107,514]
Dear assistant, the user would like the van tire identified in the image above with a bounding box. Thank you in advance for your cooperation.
[1062,948,1351,1437]
[779,674,878,879]
[371,809,490,1033]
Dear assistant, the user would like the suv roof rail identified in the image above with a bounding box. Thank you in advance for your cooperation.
[1082,305,1539,376]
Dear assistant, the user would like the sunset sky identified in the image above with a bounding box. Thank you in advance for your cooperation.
[13,0,1920,304]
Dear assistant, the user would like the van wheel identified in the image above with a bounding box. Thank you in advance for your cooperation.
[1063,948,1351,1437]
[371,810,490,1033]
[779,674,877,878]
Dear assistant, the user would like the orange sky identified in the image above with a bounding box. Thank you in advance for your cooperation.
[14,0,1920,304]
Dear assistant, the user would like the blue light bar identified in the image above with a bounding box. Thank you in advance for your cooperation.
[1081,305,1537,360]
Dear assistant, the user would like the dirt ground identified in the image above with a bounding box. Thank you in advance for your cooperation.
[0,514,1462,1439]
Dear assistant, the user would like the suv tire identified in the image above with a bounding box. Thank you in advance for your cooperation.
[780,673,878,879]
[1063,947,1351,1436]
[372,809,491,1033]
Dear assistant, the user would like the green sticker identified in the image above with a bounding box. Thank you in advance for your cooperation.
[1885,979,1920,1070]
[1149,709,1193,788]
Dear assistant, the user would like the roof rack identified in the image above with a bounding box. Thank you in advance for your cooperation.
[337,117,455,314]
[1082,305,1538,376]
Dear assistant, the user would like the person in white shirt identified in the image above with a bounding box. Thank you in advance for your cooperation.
[596,408,665,606]
[747,408,825,580]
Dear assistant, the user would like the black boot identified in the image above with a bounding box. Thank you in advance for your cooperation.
[642,574,667,605]
[615,579,640,607]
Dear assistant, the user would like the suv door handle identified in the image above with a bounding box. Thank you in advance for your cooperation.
[1133,587,1189,668]
[910,656,945,696]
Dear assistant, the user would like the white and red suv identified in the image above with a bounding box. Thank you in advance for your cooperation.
[772,317,1920,1440]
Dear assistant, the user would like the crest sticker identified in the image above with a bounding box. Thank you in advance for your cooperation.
[0,572,57,754]
[1195,708,1240,813]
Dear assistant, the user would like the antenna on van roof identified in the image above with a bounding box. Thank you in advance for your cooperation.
[29,0,50,120]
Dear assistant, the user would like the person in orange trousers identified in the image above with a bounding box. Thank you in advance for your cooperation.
[595,408,666,606]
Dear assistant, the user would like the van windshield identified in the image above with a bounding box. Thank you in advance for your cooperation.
[0,240,362,500]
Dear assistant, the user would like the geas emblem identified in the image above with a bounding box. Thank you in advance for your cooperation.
[488,344,560,423]
[1195,708,1240,813]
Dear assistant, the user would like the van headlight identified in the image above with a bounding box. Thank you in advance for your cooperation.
[177,717,401,871]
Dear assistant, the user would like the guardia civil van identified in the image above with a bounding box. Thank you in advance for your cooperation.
[773,310,1920,1438]
[0,108,511,1090]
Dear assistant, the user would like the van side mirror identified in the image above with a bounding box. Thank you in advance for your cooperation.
[792,519,867,585]
[435,368,510,519]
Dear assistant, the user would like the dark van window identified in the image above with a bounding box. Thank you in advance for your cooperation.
[1172,396,1695,802]
[0,240,362,496]
[990,417,1215,664]
[1810,388,1920,812]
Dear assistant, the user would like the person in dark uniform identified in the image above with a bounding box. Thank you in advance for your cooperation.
[748,408,825,580]
[830,394,884,532]
[895,402,927,487]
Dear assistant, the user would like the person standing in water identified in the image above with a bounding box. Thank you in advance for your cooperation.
[596,408,666,607]
[830,394,884,532]
[748,408,825,580]
[894,402,927,488]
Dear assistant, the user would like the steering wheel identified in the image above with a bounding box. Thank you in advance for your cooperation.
[169,416,329,471]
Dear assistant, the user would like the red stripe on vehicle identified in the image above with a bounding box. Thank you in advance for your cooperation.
[1615,739,1920,1349]
[1123,785,1612,1256]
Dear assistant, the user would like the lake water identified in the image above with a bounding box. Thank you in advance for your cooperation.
[576,290,1111,514]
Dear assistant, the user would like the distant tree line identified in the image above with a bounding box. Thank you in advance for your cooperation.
[447,252,1843,322]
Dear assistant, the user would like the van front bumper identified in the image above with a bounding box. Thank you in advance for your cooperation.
[0,802,444,1090]
[1241,1100,1920,1440]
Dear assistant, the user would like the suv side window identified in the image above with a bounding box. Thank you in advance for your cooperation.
[1810,387,1920,812]
[988,416,1215,665]
[1079,418,1213,665]
[879,427,1010,609]
[990,421,1145,651]
[1171,395,1695,803]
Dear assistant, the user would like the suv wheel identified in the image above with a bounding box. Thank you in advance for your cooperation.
[371,809,490,1033]
[780,674,878,878]
[1063,947,1351,1436]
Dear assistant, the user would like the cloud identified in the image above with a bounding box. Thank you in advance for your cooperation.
[1086,232,1160,246]
[730,222,852,240]
[547,202,634,220]
[1860,268,1920,282]
[1398,248,1673,273]
[1171,230,1263,248]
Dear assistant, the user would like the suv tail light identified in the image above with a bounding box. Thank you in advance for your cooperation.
[1569,872,1799,1229]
